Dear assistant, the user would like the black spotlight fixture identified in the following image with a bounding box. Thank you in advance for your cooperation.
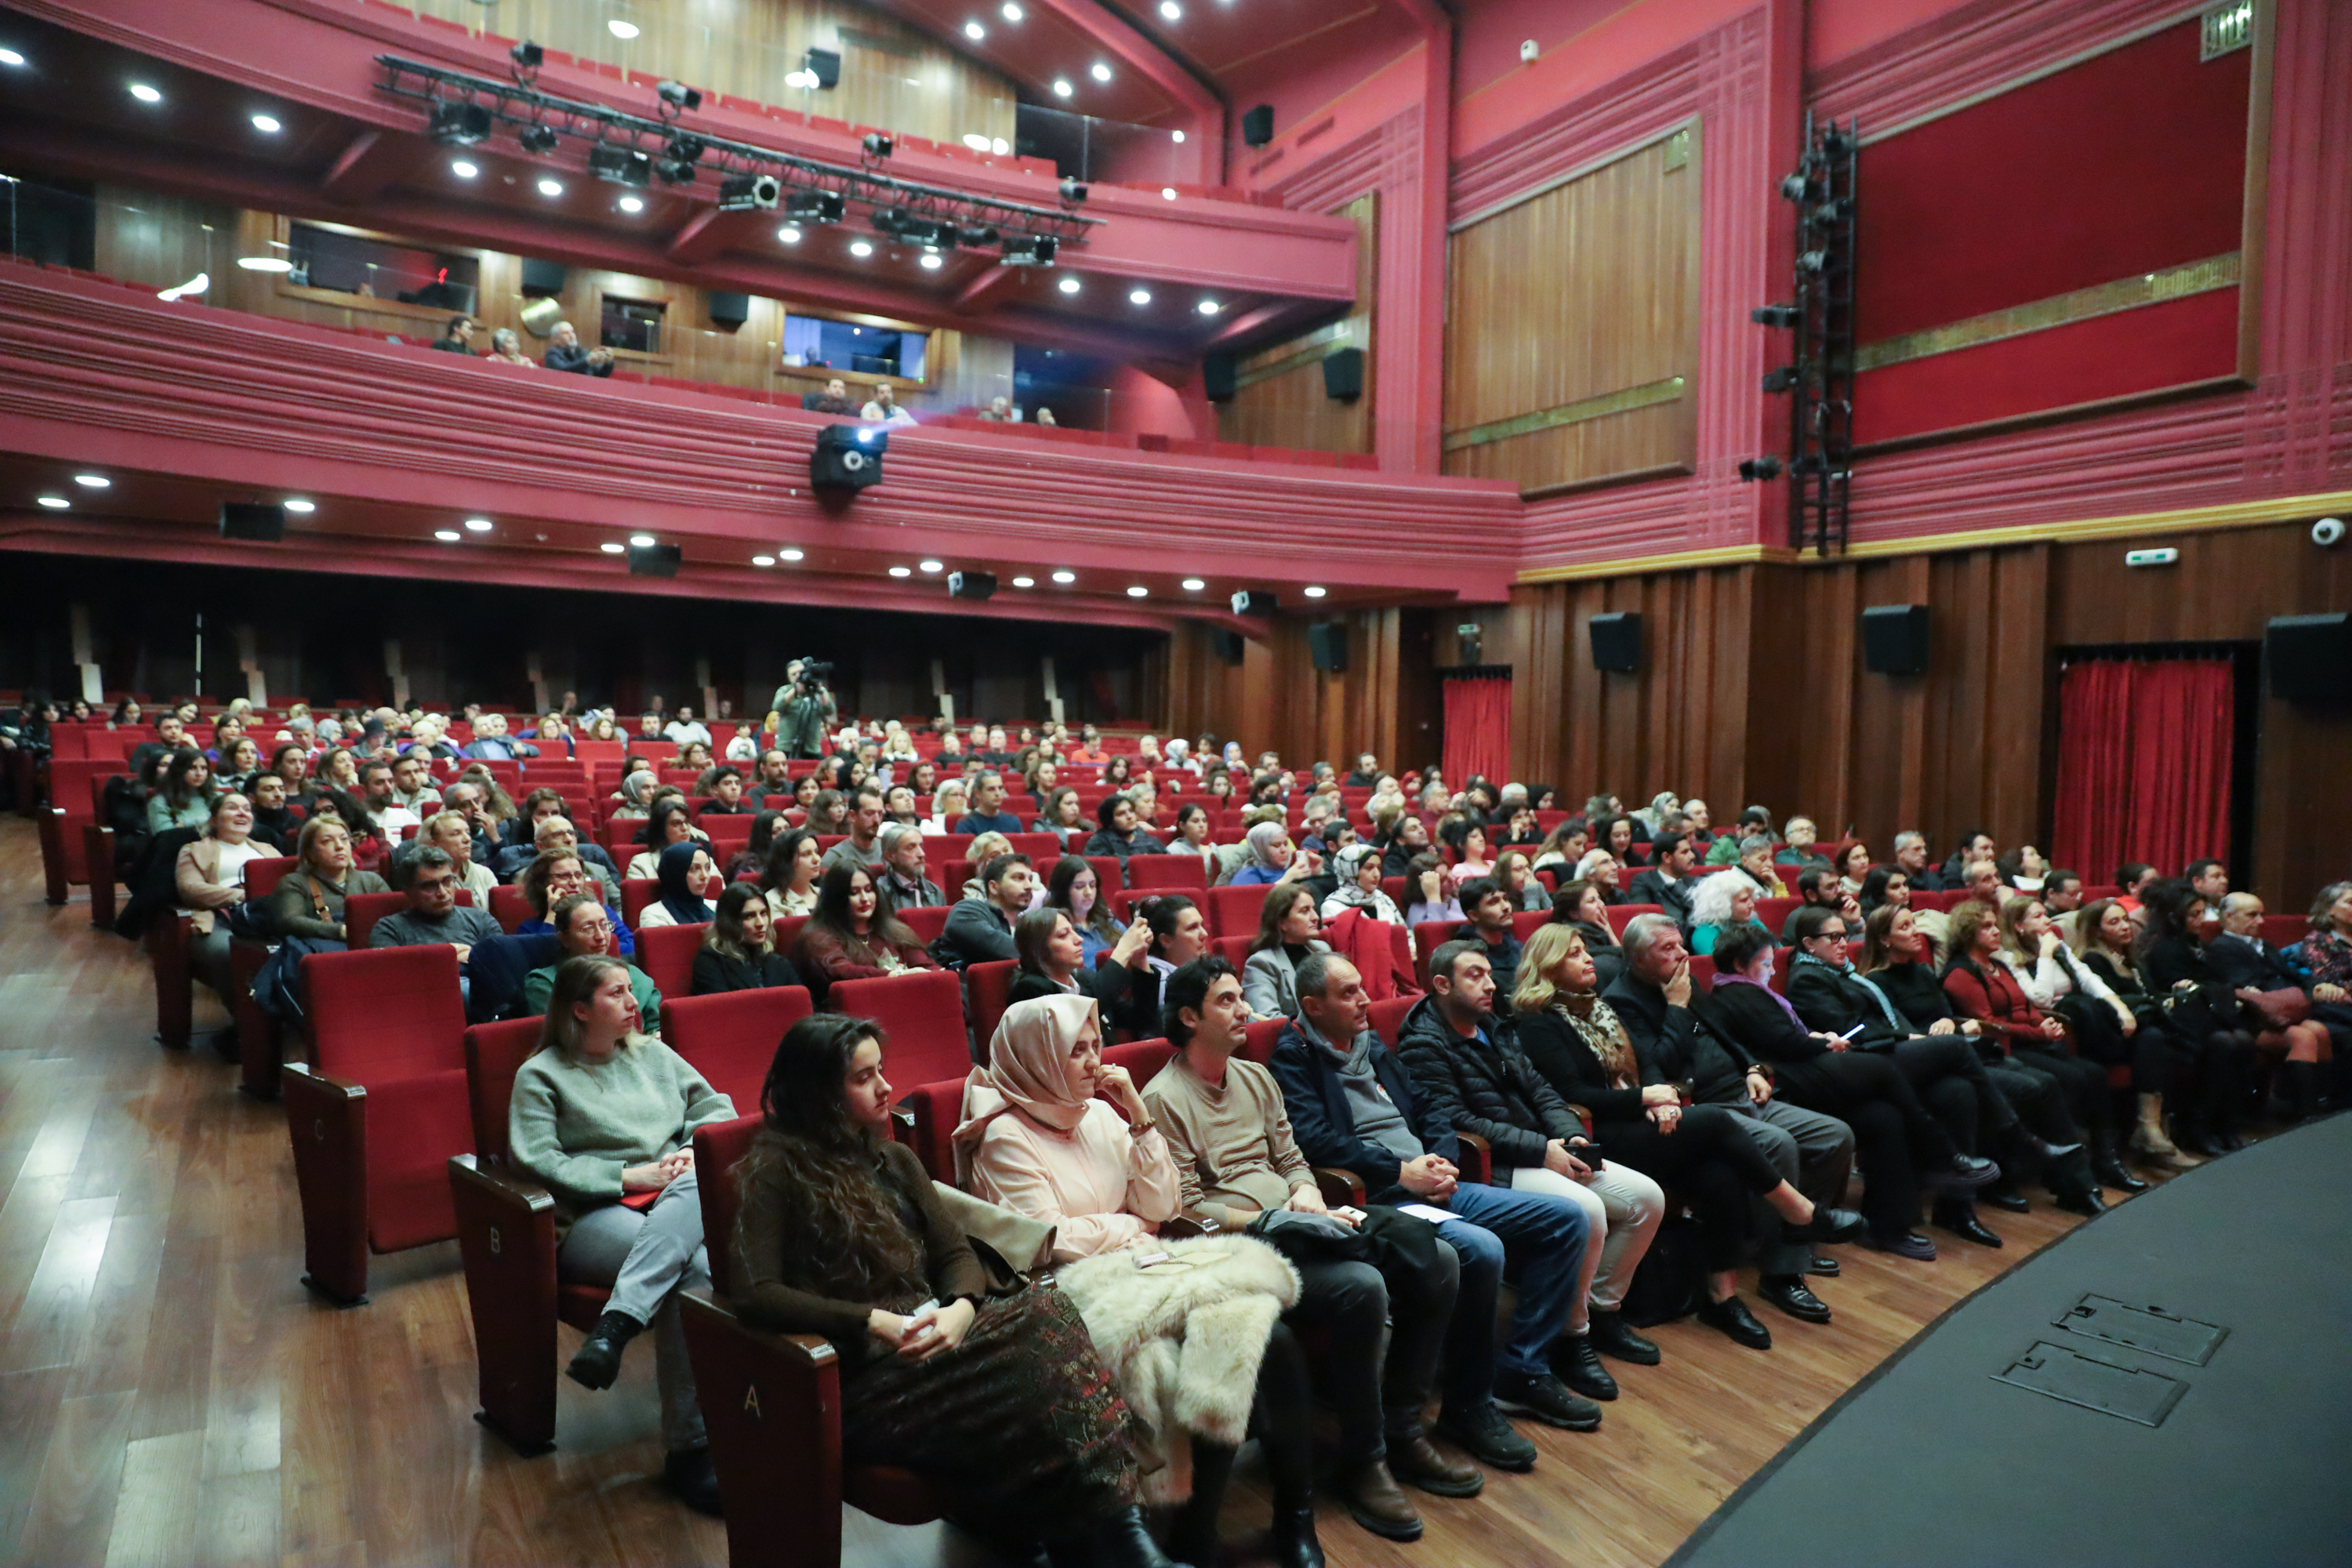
[718,172,781,211]
[627,542,683,578]
[518,122,559,154]
[949,570,997,601]
[1737,456,1783,482]
[589,143,653,186]
[802,47,841,89]
[1761,365,1800,394]
[509,39,544,74]
[1059,177,1089,204]
[957,223,1000,249]
[1000,234,1058,266]
[1777,171,1815,201]
[656,79,702,113]
[862,132,894,159]
[784,189,844,223]
[429,100,494,146]
[1750,303,1802,328]
[811,423,887,492]
[1796,249,1829,274]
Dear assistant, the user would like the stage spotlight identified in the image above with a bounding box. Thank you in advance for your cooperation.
[1761,365,1799,394]
[811,424,887,492]
[784,189,844,223]
[655,133,705,182]
[1001,234,1058,266]
[862,132,894,159]
[802,48,840,89]
[1059,177,1088,203]
[657,79,702,112]
[1751,303,1802,328]
[589,143,653,186]
[958,223,1000,249]
[1737,456,1783,481]
[518,123,558,154]
[430,101,494,146]
[510,40,544,71]
[719,173,781,211]
[1778,171,1813,201]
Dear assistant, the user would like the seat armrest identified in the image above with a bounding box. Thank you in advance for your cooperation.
[449,1153,564,1454]
[38,808,69,905]
[83,825,117,927]
[680,1290,851,1568]
[1456,1131,1494,1185]
[284,1062,369,1303]
[1312,1166,1367,1207]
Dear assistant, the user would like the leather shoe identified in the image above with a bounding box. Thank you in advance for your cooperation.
[1047,1506,1176,1568]
[1926,1152,2001,1192]
[2178,1130,2232,1159]
[1338,1460,1422,1541]
[1696,1294,1773,1349]
[1552,1333,1619,1401]
[1494,1370,1602,1431]
[1865,1229,1938,1261]
[1267,1504,1326,1568]
[663,1446,723,1517]
[1784,1204,1867,1244]
[565,1311,641,1391]
[1387,1424,1484,1497]
[1805,1254,1841,1277]
[2093,1157,2150,1194]
[1588,1308,1662,1365]
[1757,1275,1831,1323]
[2053,1185,2106,1217]
[1433,1402,1536,1472]
[1982,1188,2033,1214]
[2021,1132,2084,1162]
[1933,1200,2004,1248]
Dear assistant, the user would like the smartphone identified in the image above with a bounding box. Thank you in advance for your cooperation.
[1838,1022,1866,1041]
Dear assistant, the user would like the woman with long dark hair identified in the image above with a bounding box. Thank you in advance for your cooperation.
[795,861,938,1005]
[2135,879,2262,1152]
[731,1014,1168,1566]
[1044,854,1123,964]
[691,884,805,996]
[147,748,216,833]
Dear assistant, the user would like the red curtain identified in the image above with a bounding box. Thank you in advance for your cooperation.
[2051,658,2233,880]
[1442,676,1511,786]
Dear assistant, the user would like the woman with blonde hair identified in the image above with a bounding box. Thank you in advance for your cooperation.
[927,779,969,836]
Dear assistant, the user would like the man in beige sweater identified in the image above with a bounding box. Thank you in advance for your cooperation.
[1145,956,1486,1544]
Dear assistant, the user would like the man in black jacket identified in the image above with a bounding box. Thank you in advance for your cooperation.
[931,851,1033,971]
[1893,831,1947,891]
[1272,953,1596,1457]
[1448,879,1526,1009]
[543,320,614,376]
[1627,833,1700,929]
[1084,793,1166,867]
[1396,942,1664,1401]
[2212,892,2347,1113]
[1603,913,1857,1334]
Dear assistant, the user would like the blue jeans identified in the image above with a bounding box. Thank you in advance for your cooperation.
[1433,1181,1590,1399]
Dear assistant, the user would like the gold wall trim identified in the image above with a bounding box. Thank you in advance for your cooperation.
[1519,542,1797,583]
[1233,322,1357,390]
[1856,253,2240,372]
[1443,376,1686,453]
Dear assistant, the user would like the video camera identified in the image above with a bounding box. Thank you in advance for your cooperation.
[795,659,833,692]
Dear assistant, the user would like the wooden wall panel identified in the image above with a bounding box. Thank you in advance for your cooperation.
[1443,131,1699,495]
[1165,608,1439,775]
[1216,195,1376,455]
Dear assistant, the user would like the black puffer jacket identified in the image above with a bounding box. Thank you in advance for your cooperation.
[1394,994,1582,1172]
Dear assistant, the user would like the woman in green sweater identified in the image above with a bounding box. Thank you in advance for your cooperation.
[508,954,735,1512]
[523,895,664,1036]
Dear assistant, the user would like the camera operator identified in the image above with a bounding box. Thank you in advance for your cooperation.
[769,659,838,760]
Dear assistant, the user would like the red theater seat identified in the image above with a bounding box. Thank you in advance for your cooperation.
[1205,884,1269,939]
[830,970,968,1087]
[1129,856,1208,892]
[664,985,813,1109]
[965,959,1017,1058]
[637,920,709,1005]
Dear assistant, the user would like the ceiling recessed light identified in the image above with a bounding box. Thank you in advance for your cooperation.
[236,256,293,271]
[608,18,640,38]
[1090,62,1112,82]
[1197,299,1220,315]
[850,240,874,257]
[1160,0,1182,17]
[1058,276,1081,295]
[0,48,25,67]
[451,159,479,179]
[629,533,656,547]
[619,195,644,213]
[920,252,943,269]
[434,529,463,542]
[1161,187,1177,200]
[1052,78,1073,98]
[779,548,804,561]
[918,561,943,572]
[752,554,775,567]
[1051,569,1076,584]
[128,82,161,103]
[35,495,69,510]
[283,498,315,513]
[1127,585,1149,597]
[1002,1,1024,17]
[963,132,991,151]
[537,177,564,196]
[1304,585,1328,597]
[1011,575,1035,588]
[463,517,493,532]
[250,113,281,133]
[992,137,1009,154]
[1172,129,1186,143]
[888,565,912,578]
[1181,577,1205,590]
[600,542,626,554]
[72,474,110,488]
[964,20,985,39]
[776,225,800,244]
[1129,289,1152,305]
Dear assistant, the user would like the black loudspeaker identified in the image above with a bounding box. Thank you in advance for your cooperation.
[1308,621,1347,673]
[949,571,996,601]
[1204,352,1237,402]
[626,543,682,578]
[519,258,567,296]
[1240,104,1274,147]
[1231,590,1276,617]
[1210,628,1246,663]
[1588,612,1642,673]
[2267,613,2352,702]
[811,423,886,492]
[707,291,750,328]
[1323,347,1364,401]
[803,47,840,90]
[218,502,285,542]
[1860,603,1931,675]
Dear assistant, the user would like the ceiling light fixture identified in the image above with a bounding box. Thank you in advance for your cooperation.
[1161,1,1182,19]
[451,159,479,178]
[1129,288,1152,305]
[753,554,775,566]
[1051,569,1076,584]
[1091,62,1112,82]
[919,252,942,269]
[128,82,162,103]
[1304,585,1327,597]
[1196,299,1220,314]
[1127,585,1149,597]
[619,194,644,212]
[434,529,463,542]
[630,532,656,546]
[888,565,912,578]
[236,256,293,271]
[463,517,493,532]
[537,177,564,196]
[72,474,110,488]
[1052,78,1073,98]
[963,132,990,151]
[0,48,25,67]
[850,240,874,257]
[1012,575,1035,587]
[250,113,281,133]
[283,498,316,513]
[36,495,70,510]
[1003,2,1025,18]
[777,224,800,243]
[1181,578,1205,590]
[1161,187,1177,200]
[964,20,985,39]
[600,542,625,554]
[156,272,208,302]
[608,18,640,38]
[1172,129,1185,143]
[918,560,943,572]
[779,548,804,561]
[430,101,492,145]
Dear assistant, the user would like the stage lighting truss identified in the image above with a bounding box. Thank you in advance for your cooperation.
[378,55,1099,261]
[1759,110,1857,557]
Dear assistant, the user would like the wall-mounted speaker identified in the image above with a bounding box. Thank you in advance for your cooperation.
[1322,347,1364,401]
[707,290,750,328]
[1860,603,1931,675]
[1588,612,1642,673]
[1210,628,1246,663]
[1308,621,1347,673]
[1203,351,1237,402]
[949,571,996,601]
[1230,590,1276,617]
[218,502,285,543]
[802,47,841,90]
[519,258,567,296]
[1240,104,1274,147]
[2267,613,2352,702]
[627,543,682,578]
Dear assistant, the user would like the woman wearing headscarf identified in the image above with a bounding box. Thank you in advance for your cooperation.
[1320,843,1406,927]
[1318,843,1419,1000]
[1162,736,1202,778]
[635,840,717,930]
[1230,819,1308,887]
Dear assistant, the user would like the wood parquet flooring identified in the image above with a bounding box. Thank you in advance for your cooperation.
[0,815,2194,1567]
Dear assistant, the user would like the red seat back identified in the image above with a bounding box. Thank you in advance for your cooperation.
[1688,953,1718,994]
[1758,896,1801,935]
[1004,833,1062,865]
[896,903,952,946]
[1411,920,1459,990]
[1511,909,1552,943]
[2262,913,2309,951]
[1086,855,1124,893]
[1369,995,1414,1047]
[1205,884,1266,938]
[620,877,659,928]
[463,1017,548,1163]
[306,944,466,1085]
[898,1078,964,1185]
[343,891,409,951]
[921,833,974,861]
[489,884,532,933]
[1240,1017,1285,1065]
[966,960,1017,1056]
[1129,855,1207,892]
[832,970,969,1087]
[638,920,710,1004]
[1103,1038,1173,1087]
[691,1114,764,1296]
[245,855,296,902]
[1605,903,1664,938]
[1210,935,1254,971]
[665,986,812,1109]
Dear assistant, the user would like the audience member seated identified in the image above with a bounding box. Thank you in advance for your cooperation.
[728,1013,1171,1568]
[2207,890,2336,1120]
[1085,793,1167,867]
[485,328,533,366]
[818,785,887,874]
[795,862,938,1004]
[461,713,539,761]
[1494,851,1548,914]
[1774,816,1830,869]
[1686,870,1771,957]
[387,752,443,818]
[637,841,719,931]
[1892,831,1945,891]
[148,748,216,833]
[1627,833,1701,929]
[1983,895,2150,1192]
[1938,830,1998,890]
[1379,816,1436,880]
[871,822,943,910]
[1996,845,2049,893]
[1547,882,1627,993]
[416,810,497,903]
[1856,865,1913,921]
[430,314,476,354]
[934,851,1035,970]
[1007,902,1152,1029]
[269,815,390,946]
[518,848,634,956]
[1323,843,1407,928]
[1706,808,1773,865]
[524,895,663,1032]
[695,767,753,819]
[2135,878,2266,1146]
[689,884,804,997]
[1836,842,1878,900]
[170,791,274,1010]
[861,379,919,426]
[954,771,1024,836]
[543,320,615,376]
[510,955,732,1512]
[758,826,823,920]
[1243,884,1333,1021]
[1040,855,1124,965]
[2069,897,2227,1167]
[1448,878,1526,1005]
[798,377,858,414]
[368,845,504,996]
[1403,852,1464,929]
[627,801,712,882]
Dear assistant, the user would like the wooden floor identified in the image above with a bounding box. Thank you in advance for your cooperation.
[0,814,2196,1568]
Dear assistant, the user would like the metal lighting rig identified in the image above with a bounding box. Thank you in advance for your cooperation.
[1750,111,1858,557]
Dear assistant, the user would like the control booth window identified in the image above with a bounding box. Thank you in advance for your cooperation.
[600,296,666,354]
[287,223,478,310]
[781,312,928,381]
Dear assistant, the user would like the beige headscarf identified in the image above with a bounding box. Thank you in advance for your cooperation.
[951,993,1101,1185]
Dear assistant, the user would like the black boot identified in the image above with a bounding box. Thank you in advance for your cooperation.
[1047,1506,1178,1568]
[565,1310,642,1390]
[1166,1440,1235,1568]
[1553,1332,1619,1401]
[2281,1060,2321,1123]
[662,1446,723,1516]
[1932,1198,2003,1247]
[1266,1505,1326,1568]
[2092,1134,2148,1194]
[2053,1183,2106,1217]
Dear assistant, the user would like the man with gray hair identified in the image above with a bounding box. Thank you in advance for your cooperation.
[1603,913,1860,1334]
[543,320,614,376]
[875,822,945,909]
[462,712,538,761]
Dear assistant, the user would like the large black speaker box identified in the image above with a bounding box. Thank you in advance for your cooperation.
[626,543,681,578]
[1861,603,1931,675]
[1230,590,1276,617]
[707,290,750,328]
[1211,629,1246,663]
[1308,621,1347,673]
[1588,612,1642,673]
[1240,104,1274,147]
[520,258,567,296]
[1204,352,1237,402]
[2267,613,2352,702]
[949,571,996,601]
[1323,347,1364,401]
[218,502,285,542]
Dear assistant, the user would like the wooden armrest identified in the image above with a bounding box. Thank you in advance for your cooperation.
[284,1062,368,1302]
[1456,1131,1494,1185]
[449,1152,564,1453]
[1312,1166,1366,1207]
[679,1289,855,1568]
[1564,1102,1595,1134]
[38,808,69,905]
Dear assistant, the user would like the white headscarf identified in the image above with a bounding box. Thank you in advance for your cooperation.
[952,993,1100,1185]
